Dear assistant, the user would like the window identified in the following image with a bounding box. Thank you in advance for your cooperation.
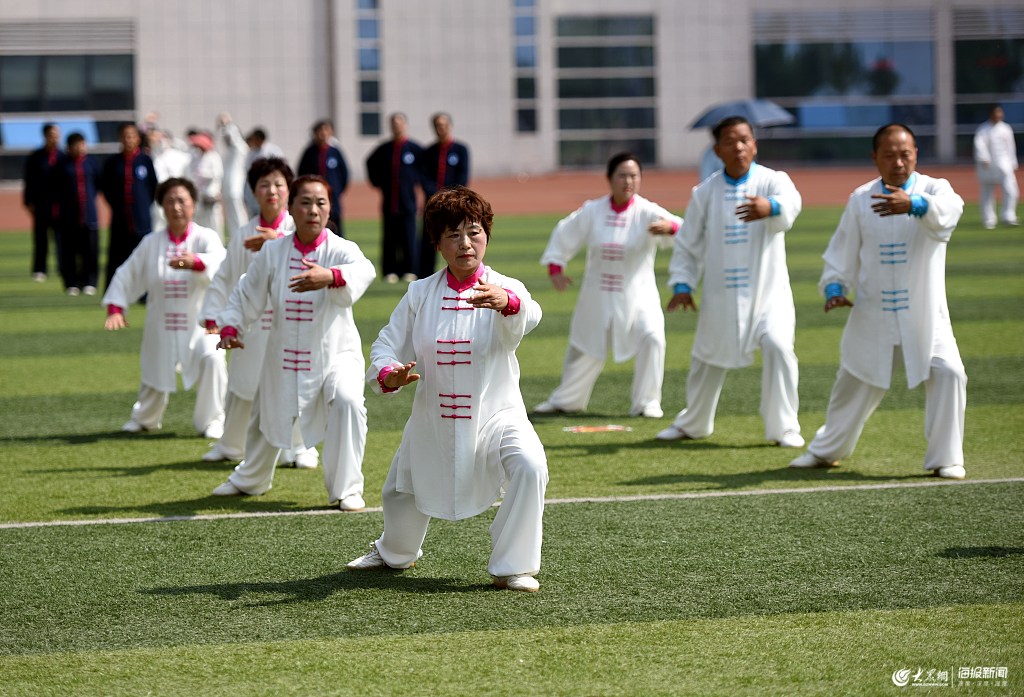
[355,0,383,137]
[512,0,539,133]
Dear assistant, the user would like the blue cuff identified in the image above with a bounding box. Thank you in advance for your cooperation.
[768,197,780,216]
[909,194,928,217]
[674,283,692,295]
[824,283,844,300]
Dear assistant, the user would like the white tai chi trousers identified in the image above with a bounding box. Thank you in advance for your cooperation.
[544,332,665,415]
[226,378,367,503]
[129,351,226,434]
[669,330,800,441]
[216,391,314,462]
[978,166,1019,227]
[374,424,549,578]
[807,350,967,472]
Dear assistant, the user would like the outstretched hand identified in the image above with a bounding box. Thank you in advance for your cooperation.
[289,259,333,292]
[666,292,697,313]
[465,282,509,311]
[383,362,420,389]
[550,272,572,292]
[824,296,854,313]
[104,313,127,331]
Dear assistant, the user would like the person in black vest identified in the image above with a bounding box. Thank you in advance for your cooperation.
[296,119,349,236]
[53,133,102,296]
[22,122,62,282]
[100,122,158,288]
[417,112,470,278]
[366,112,423,283]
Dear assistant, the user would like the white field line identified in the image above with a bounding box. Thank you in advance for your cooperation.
[2,477,1022,531]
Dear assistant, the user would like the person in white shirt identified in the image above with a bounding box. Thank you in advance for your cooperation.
[348,186,548,593]
[216,113,250,237]
[102,177,227,438]
[790,123,967,479]
[658,116,804,448]
[533,152,681,418]
[187,130,224,235]
[211,175,375,510]
[974,104,1019,229]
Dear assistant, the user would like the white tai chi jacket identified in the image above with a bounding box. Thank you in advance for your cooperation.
[540,195,681,362]
[974,119,1018,182]
[820,172,965,390]
[201,213,295,401]
[668,163,802,368]
[188,149,224,232]
[217,230,375,449]
[102,224,226,393]
[368,266,542,521]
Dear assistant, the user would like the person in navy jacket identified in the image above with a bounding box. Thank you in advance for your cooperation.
[53,133,102,295]
[22,122,62,281]
[296,119,349,236]
[100,122,158,288]
[417,112,470,278]
[366,112,423,282]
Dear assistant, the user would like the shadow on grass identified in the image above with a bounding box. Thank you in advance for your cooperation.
[4,429,192,445]
[141,569,491,606]
[59,495,326,519]
[30,458,242,477]
[619,467,924,489]
[543,438,770,456]
[937,546,1024,559]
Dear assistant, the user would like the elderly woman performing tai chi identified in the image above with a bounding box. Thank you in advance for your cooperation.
[103,177,226,438]
[533,152,681,419]
[348,186,549,592]
[211,175,375,510]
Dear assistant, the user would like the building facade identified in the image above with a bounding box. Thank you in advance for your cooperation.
[0,0,1020,180]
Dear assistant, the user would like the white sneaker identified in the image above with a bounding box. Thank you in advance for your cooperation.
[203,421,225,440]
[493,574,540,593]
[631,403,664,418]
[211,481,244,496]
[776,431,805,449]
[788,452,839,468]
[201,444,241,462]
[655,425,693,441]
[121,420,146,433]
[66,287,81,296]
[384,273,399,284]
[347,542,415,570]
[83,285,97,296]
[32,272,46,282]
[532,401,564,414]
[935,465,966,480]
[401,273,417,282]
[337,493,366,511]
[293,448,319,469]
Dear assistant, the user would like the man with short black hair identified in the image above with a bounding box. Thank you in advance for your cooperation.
[22,122,61,282]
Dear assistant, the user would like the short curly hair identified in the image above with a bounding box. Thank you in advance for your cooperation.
[247,157,294,193]
[423,186,494,246]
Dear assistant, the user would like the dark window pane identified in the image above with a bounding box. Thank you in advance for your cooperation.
[557,45,654,69]
[757,135,936,162]
[955,39,1024,94]
[557,16,653,37]
[359,79,380,103]
[516,77,536,100]
[516,44,536,69]
[90,55,134,110]
[559,138,656,167]
[358,47,380,71]
[559,107,656,130]
[558,76,655,98]
[516,108,537,133]
[794,102,934,130]
[44,55,87,111]
[514,0,535,8]
[755,41,933,97]
[358,18,379,40]
[357,0,378,9]
[956,100,1024,127]
[360,111,381,137]
[0,56,43,112]
[515,16,535,37]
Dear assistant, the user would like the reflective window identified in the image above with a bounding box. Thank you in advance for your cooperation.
[558,46,655,69]
[758,135,936,162]
[357,18,379,40]
[514,0,534,7]
[358,48,380,72]
[516,77,536,100]
[955,39,1024,94]
[560,139,656,167]
[516,108,537,133]
[360,111,380,137]
[45,55,87,111]
[357,0,377,9]
[359,80,379,103]
[0,55,134,113]
[515,16,535,37]
[557,16,654,37]
[797,103,935,130]
[0,56,43,112]
[91,55,133,109]
[515,44,536,69]
[558,77,655,99]
[559,107,656,130]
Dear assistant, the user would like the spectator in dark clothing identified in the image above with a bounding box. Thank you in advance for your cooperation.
[22,122,62,282]
[53,133,101,296]
[418,112,470,278]
[296,119,349,236]
[100,122,158,288]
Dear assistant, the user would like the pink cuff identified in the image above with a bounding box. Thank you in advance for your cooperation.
[204,319,218,331]
[107,304,124,316]
[670,220,681,235]
[220,326,239,339]
[500,289,521,317]
[377,365,400,393]
[330,268,345,288]
[192,257,206,272]
[548,264,564,276]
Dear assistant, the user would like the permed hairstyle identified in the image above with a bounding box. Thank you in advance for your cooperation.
[156,177,198,205]
[288,174,333,208]
[423,186,494,246]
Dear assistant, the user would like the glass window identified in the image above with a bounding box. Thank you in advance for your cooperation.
[557,16,654,37]
[358,47,380,72]
[515,16,535,37]
[91,55,134,110]
[357,0,378,9]
[558,77,655,99]
[559,138,656,167]
[755,41,934,97]
[516,76,536,100]
[758,135,936,162]
[515,44,536,69]
[0,56,43,112]
[514,0,534,8]
[796,103,934,130]
[359,80,379,103]
[44,55,87,111]
[358,18,379,40]
[516,108,537,133]
[955,39,1024,94]
[557,46,654,69]
[559,107,655,130]
[360,111,380,137]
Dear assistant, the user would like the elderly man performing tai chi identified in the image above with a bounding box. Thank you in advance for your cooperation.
[790,123,967,479]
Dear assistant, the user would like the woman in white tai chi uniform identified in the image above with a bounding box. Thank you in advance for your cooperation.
[533,152,681,418]
[103,177,227,438]
[199,157,317,468]
[348,186,549,592]
[211,175,374,509]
